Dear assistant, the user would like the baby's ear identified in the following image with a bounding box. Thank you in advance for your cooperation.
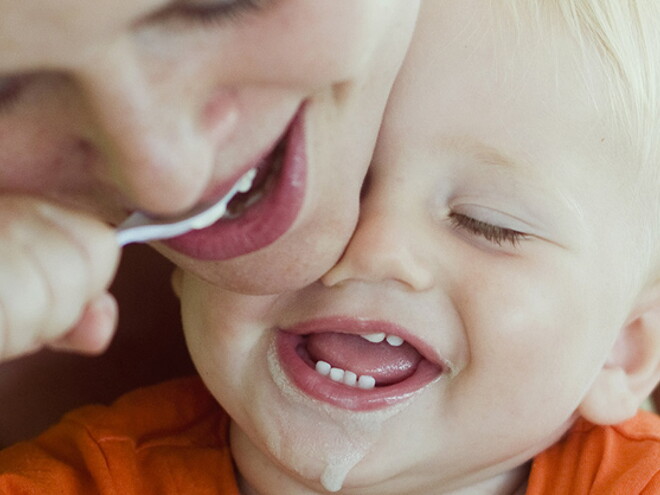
[579,283,660,425]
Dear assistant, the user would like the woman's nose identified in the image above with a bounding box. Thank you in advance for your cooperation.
[78,56,239,216]
[322,205,434,292]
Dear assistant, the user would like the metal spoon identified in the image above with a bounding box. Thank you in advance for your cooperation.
[116,168,257,246]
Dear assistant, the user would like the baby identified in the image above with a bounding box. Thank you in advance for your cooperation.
[0,1,658,494]
[175,1,660,493]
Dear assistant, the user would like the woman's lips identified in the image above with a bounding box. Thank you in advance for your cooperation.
[274,317,446,411]
[162,105,307,260]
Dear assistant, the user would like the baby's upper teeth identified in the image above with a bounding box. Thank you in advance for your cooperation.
[314,360,376,390]
[385,335,404,347]
[361,332,386,343]
[360,333,405,347]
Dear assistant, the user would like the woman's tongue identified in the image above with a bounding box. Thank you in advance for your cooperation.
[305,333,422,386]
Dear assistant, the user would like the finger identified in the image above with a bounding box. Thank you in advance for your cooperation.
[47,292,119,355]
[0,242,52,358]
[25,207,117,341]
[0,197,120,359]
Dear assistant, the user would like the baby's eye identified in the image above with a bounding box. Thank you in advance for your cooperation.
[449,212,529,247]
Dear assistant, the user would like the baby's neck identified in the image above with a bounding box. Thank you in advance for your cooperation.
[238,479,528,495]
[231,422,531,495]
[236,465,530,495]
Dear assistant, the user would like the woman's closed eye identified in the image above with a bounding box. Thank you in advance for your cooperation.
[0,1,273,115]
[165,0,270,25]
[449,212,529,247]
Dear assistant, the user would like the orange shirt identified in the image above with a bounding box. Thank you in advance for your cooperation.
[0,376,658,494]
[0,377,239,495]
[528,410,660,494]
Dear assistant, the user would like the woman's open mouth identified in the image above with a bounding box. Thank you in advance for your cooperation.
[275,318,446,411]
[162,104,307,260]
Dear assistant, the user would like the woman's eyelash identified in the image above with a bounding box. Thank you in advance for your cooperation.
[172,0,268,25]
[449,212,528,247]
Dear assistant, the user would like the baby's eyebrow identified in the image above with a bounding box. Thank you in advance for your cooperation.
[439,135,529,171]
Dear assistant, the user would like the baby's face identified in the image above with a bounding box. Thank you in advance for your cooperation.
[0,0,419,293]
[178,2,652,493]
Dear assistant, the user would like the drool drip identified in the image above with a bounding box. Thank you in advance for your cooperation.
[267,345,418,493]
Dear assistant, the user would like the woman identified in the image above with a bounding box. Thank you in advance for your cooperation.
[0,0,420,442]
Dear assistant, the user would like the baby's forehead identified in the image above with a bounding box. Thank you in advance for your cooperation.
[414,1,658,185]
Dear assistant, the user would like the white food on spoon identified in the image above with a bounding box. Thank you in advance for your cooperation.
[116,168,258,246]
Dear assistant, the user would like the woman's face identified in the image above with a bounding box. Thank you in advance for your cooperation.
[0,0,420,292]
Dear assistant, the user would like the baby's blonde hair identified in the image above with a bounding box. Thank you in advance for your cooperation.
[505,1,659,161]
[556,1,659,165]
[505,1,660,279]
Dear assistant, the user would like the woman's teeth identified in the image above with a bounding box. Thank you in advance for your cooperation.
[189,167,258,229]
[115,166,260,245]
[225,141,284,219]
[236,168,258,193]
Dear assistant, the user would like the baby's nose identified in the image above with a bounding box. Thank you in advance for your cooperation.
[78,56,238,217]
[323,207,435,292]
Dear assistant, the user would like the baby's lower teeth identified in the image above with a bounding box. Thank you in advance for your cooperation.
[357,375,376,389]
[316,360,332,376]
[343,371,357,387]
[315,360,375,390]
[330,367,344,382]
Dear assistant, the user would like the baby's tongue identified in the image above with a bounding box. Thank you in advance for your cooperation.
[306,332,422,386]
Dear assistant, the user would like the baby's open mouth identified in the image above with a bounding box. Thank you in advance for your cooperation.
[302,332,423,389]
[276,328,445,411]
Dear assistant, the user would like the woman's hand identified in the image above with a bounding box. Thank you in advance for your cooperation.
[0,196,120,362]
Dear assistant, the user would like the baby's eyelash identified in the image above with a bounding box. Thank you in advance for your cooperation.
[449,212,528,247]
